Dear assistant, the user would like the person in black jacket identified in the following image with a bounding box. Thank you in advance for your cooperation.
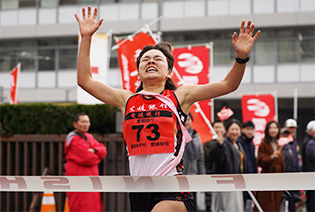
[203,120,226,211]
[281,125,301,212]
[210,118,245,211]
[237,121,257,212]
[301,120,315,212]
[237,121,258,174]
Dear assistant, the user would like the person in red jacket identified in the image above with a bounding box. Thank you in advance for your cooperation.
[64,112,107,212]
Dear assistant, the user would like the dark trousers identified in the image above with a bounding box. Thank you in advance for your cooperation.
[284,190,300,212]
[306,190,315,212]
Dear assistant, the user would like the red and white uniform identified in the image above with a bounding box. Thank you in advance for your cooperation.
[123,89,187,176]
[64,131,107,212]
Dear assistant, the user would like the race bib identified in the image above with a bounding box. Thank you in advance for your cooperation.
[123,110,175,156]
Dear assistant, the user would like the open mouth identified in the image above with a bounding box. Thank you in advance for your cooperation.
[146,67,157,72]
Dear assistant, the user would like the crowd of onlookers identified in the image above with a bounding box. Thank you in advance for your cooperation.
[183,115,315,212]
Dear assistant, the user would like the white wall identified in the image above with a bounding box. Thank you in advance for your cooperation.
[253,0,275,14]
[1,0,314,26]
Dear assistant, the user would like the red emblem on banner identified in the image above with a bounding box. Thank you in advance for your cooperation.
[217,106,234,121]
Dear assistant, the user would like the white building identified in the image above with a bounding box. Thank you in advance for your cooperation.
[0,0,314,137]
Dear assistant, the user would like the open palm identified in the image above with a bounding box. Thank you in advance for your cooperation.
[75,6,103,37]
[232,20,261,58]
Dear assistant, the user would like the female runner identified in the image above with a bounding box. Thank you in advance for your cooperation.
[75,6,260,212]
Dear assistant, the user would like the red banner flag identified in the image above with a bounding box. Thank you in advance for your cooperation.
[172,45,214,144]
[117,32,156,93]
[10,63,21,104]
[241,94,276,146]
[217,106,234,121]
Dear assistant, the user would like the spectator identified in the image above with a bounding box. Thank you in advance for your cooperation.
[204,120,226,174]
[210,118,245,212]
[254,121,285,212]
[183,113,206,210]
[64,112,107,212]
[237,121,257,212]
[238,121,258,174]
[203,120,226,211]
[281,123,301,211]
[301,120,315,212]
[284,118,300,172]
[285,118,298,139]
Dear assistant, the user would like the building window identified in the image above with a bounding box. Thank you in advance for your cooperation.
[254,40,276,65]
[59,48,77,69]
[0,50,17,72]
[59,0,100,5]
[213,41,233,65]
[39,49,55,71]
[109,50,119,68]
[278,39,300,63]
[19,0,36,8]
[40,0,57,8]
[18,49,36,71]
[1,0,18,10]
[59,0,77,5]
[301,39,315,62]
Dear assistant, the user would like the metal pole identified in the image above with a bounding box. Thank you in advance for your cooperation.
[247,191,263,212]
[157,0,163,41]
[293,88,298,120]
[274,90,278,121]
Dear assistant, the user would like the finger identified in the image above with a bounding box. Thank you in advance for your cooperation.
[96,19,103,28]
[232,32,237,42]
[87,6,91,18]
[82,7,86,20]
[92,7,98,20]
[252,30,261,41]
[74,14,81,23]
[245,20,252,34]
[249,23,255,37]
[239,20,245,35]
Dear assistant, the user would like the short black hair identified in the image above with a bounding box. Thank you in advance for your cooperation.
[212,120,223,127]
[73,112,87,122]
[225,118,242,131]
[242,121,255,128]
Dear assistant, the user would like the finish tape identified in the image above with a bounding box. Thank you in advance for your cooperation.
[1,173,314,192]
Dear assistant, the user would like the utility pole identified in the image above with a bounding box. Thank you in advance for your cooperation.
[0,87,4,102]
[157,0,163,41]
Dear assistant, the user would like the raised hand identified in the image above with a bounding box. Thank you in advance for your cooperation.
[271,149,281,159]
[232,20,261,59]
[74,6,103,37]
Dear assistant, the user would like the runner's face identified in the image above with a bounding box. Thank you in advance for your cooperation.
[73,115,90,134]
[138,49,171,81]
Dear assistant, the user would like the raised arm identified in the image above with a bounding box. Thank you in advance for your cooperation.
[177,20,260,113]
[75,6,132,111]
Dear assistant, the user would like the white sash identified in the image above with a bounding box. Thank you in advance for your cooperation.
[137,90,191,175]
